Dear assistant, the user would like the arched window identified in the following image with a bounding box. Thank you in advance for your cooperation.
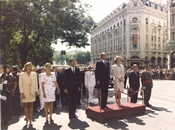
[132,18,138,23]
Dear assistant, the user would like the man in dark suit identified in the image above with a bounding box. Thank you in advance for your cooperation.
[129,64,140,103]
[64,58,81,120]
[95,52,110,109]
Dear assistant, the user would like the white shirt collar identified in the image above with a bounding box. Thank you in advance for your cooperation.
[0,72,3,77]
[101,59,105,63]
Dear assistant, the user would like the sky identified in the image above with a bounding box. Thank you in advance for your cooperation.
[52,0,167,52]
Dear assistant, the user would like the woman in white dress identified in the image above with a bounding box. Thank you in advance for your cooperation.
[41,63,60,123]
[111,56,125,107]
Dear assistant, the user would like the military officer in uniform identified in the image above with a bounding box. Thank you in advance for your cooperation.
[141,64,153,107]
[85,65,96,104]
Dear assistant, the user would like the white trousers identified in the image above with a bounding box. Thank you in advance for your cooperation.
[87,86,94,103]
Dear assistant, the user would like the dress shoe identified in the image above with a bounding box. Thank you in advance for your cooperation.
[147,104,152,107]
[73,115,78,118]
[69,117,75,121]
[104,106,109,108]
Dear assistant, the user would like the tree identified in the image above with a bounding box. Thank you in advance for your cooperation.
[54,54,71,65]
[54,51,90,65]
[73,51,90,64]
[1,0,96,66]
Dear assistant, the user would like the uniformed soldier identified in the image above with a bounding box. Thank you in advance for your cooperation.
[141,64,153,107]
[85,65,96,104]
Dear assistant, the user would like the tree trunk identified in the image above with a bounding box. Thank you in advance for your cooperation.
[21,51,28,67]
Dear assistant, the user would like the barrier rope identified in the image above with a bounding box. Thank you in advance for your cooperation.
[86,89,99,96]
[100,88,142,98]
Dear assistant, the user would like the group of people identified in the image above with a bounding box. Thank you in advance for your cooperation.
[0,52,153,127]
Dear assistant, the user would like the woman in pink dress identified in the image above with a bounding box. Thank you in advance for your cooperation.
[111,56,125,107]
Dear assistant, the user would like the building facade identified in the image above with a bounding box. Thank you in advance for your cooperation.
[91,0,168,68]
[166,0,175,69]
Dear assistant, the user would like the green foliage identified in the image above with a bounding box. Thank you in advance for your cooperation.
[1,0,96,66]
[54,51,90,65]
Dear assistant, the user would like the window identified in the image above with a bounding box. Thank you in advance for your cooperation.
[158,29,160,35]
[146,35,148,41]
[145,18,148,24]
[132,18,138,23]
[158,37,160,42]
[146,43,148,50]
[155,5,157,9]
[154,36,156,42]
[154,44,156,50]
[174,33,175,41]
[158,45,160,50]
[154,27,157,34]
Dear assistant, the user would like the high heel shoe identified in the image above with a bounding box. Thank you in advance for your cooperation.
[29,120,32,125]
[45,120,49,124]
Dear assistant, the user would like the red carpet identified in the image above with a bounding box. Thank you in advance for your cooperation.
[86,102,146,121]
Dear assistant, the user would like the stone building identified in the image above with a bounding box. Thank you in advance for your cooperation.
[166,0,175,69]
[91,0,168,68]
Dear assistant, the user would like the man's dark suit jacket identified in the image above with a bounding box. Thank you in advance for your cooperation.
[129,71,140,90]
[95,60,110,87]
[64,67,81,92]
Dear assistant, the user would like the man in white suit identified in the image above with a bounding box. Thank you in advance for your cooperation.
[85,66,96,104]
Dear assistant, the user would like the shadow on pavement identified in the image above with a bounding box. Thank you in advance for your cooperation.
[105,116,145,129]
[43,120,62,130]
[22,124,36,130]
[103,119,129,130]
[89,114,145,130]
[123,116,146,125]
[145,109,158,117]
[149,106,173,113]
[68,118,89,130]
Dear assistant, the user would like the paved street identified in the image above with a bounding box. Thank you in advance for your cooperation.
[1,80,175,130]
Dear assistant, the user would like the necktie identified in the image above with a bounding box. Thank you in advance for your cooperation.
[72,67,75,74]
[104,61,107,67]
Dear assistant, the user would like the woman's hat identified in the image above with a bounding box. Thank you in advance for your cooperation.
[24,62,32,69]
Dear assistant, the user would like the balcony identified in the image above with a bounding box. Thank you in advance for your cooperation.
[170,24,175,32]
[166,41,175,47]
[151,49,157,53]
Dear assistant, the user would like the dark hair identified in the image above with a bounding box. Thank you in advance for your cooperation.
[69,58,75,62]
[12,66,18,71]
[6,65,11,69]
